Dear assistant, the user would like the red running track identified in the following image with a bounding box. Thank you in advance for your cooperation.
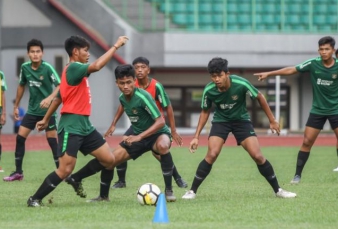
[1,134,336,152]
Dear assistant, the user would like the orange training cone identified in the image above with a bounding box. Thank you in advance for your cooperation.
[152,193,169,223]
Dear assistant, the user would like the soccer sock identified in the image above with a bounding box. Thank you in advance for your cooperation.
[47,138,59,168]
[336,149,338,159]
[295,151,310,176]
[15,135,26,173]
[32,171,63,200]
[71,158,105,182]
[191,159,212,194]
[100,169,114,198]
[172,165,182,180]
[160,153,174,190]
[257,160,280,193]
[116,161,127,182]
[0,144,2,161]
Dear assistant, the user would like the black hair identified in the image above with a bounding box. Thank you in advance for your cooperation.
[335,49,338,58]
[132,56,150,66]
[27,39,44,52]
[318,36,335,48]
[64,35,90,57]
[207,57,229,74]
[115,64,135,80]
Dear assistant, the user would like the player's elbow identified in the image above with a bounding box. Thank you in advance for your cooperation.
[157,117,165,128]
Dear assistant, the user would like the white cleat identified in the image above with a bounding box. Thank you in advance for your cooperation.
[276,188,297,198]
[333,167,338,172]
[182,190,196,199]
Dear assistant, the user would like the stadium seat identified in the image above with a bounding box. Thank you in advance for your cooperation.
[313,4,327,13]
[172,13,187,25]
[173,2,186,13]
[327,15,337,25]
[186,3,195,13]
[212,14,224,24]
[238,3,251,13]
[255,4,264,13]
[238,14,251,24]
[199,2,212,13]
[313,15,326,24]
[262,14,275,24]
[227,14,237,24]
[227,3,237,13]
[199,14,213,24]
[285,15,300,25]
[212,2,224,13]
[286,4,301,13]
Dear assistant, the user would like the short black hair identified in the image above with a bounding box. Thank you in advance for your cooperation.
[64,35,90,57]
[115,64,135,80]
[318,36,335,48]
[27,39,43,52]
[132,56,149,66]
[335,49,338,58]
[207,57,229,74]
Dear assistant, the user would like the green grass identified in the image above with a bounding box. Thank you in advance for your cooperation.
[1,146,338,229]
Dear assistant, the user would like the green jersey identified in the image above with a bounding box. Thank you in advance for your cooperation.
[119,88,170,135]
[58,62,95,136]
[296,57,338,115]
[0,71,7,108]
[19,61,60,116]
[201,75,259,122]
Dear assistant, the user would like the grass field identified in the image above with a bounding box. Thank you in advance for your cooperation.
[0,146,338,229]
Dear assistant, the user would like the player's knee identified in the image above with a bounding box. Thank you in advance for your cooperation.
[57,166,73,179]
[302,137,314,149]
[156,141,170,154]
[252,154,265,164]
[16,135,26,145]
[206,150,219,163]
[101,154,116,169]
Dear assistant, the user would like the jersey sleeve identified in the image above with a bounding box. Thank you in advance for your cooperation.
[242,79,259,99]
[66,62,90,85]
[19,66,27,85]
[295,58,313,72]
[46,63,61,86]
[155,82,170,108]
[139,91,161,119]
[0,71,7,91]
[201,85,212,110]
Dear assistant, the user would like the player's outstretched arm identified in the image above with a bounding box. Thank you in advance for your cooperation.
[88,36,129,74]
[40,85,60,109]
[254,66,297,81]
[189,109,211,153]
[256,92,280,135]
[13,85,25,121]
[36,97,62,131]
[105,104,124,138]
[165,104,182,146]
[1,91,6,126]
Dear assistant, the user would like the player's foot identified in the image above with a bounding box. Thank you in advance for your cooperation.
[3,171,24,181]
[182,190,196,199]
[165,189,176,202]
[276,188,297,198]
[333,167,338,172]
[86,196,110,203]
[290,175,301,184]
[27,196,43,207]
[111,180,126,189]
[0,166,4,172]
[65,176,87,198]
[175,177,188,188]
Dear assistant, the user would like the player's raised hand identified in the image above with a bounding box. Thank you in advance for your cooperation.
[253,72,269,81]
[189,137,199,153]
[36,119,48,132]
[114,36,129,49]
[172,131,183,147]
[104,125,116,138]
[269,119,280,136]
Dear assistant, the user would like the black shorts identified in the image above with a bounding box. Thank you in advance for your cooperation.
[209,121,257,145]
[123,126,134,136]
[306,113,338,130]
[21,114,57,131]
[58,129,106,158]
[119,132,171,160]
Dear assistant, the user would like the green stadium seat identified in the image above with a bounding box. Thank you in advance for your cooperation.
[212,2,224,13]
[172,14,187,25]
[160,3,174,13]
[238,3,251,13]
[227,14,237,24]
[265,25,279,31]
[227,3,237,13]
[239,25,252,31]
[199,14,213,24]
[263,4,280,13]
[238,14,251,24]
[199,2,212,13]
[301,5,309,13]
[227,24,240,31]
[286,4,301,13]
[262,14,275,24]
[212,14,224,24]
[173,3,187,13]
[327,15,337,24]
[255,4,264,13]
[285,15,300,25]
[313,4,327,13]
[328,5,337,13]
[186,3,195,13]
[313,15,326,24]
[300,15,309,24]
[186,14,195,24]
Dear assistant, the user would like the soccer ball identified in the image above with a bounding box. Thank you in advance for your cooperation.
[136,183,161,206]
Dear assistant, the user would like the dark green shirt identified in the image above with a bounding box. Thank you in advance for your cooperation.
[0,70,7,108]
[296,57,338,115]
[19,61,60,116]
[201,75,259,122]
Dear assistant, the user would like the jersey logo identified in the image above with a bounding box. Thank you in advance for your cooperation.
[132,108,138,114]
[39,75,44,80]
[220,103,236,110]
[332,74,337,79]
[315,70,321,74]
[231,95,238,100]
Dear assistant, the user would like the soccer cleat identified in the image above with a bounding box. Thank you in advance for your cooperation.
[27,196,43,207]
[3,171,24,181]
[165,189,177,202]
[276,188,297,198]
[182,190,196,199]
[111,180,126,189]
[290,175,301,184]
[333,167,338,172]
[65,176,87,198]
[175,177,188,188]
[86,196,110,203]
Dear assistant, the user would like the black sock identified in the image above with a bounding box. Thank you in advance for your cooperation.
[160,153,174,190]
[336,149,338,158]
[116,161,127,182]
[32,171,63,200]
[0,144,2,161]
[100,169,114,198]
[257,160,280,193]
[295,151,310,176]
[71,159,105,182]
[47,138,59,168]
[172,165,181,180]
[15,135,26,173]
[191,159,212,194]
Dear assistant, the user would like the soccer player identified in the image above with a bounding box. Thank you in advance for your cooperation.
[3,39,60,181]
[182,57,297,199]
[109,56,187,189]
[0,70,7,172]
[73,64,177,202]
[27,35,128,207]
[334,49,338,172]
[254,36,338,182]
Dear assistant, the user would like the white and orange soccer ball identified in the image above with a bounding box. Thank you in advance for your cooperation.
[136,183,161,206]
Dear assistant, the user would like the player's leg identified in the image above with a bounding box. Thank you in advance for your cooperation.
[45,116,59,168]
[3,114,35,181]
[291,113,324,183]
[328,115,338,171]
[0,128,3,172]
